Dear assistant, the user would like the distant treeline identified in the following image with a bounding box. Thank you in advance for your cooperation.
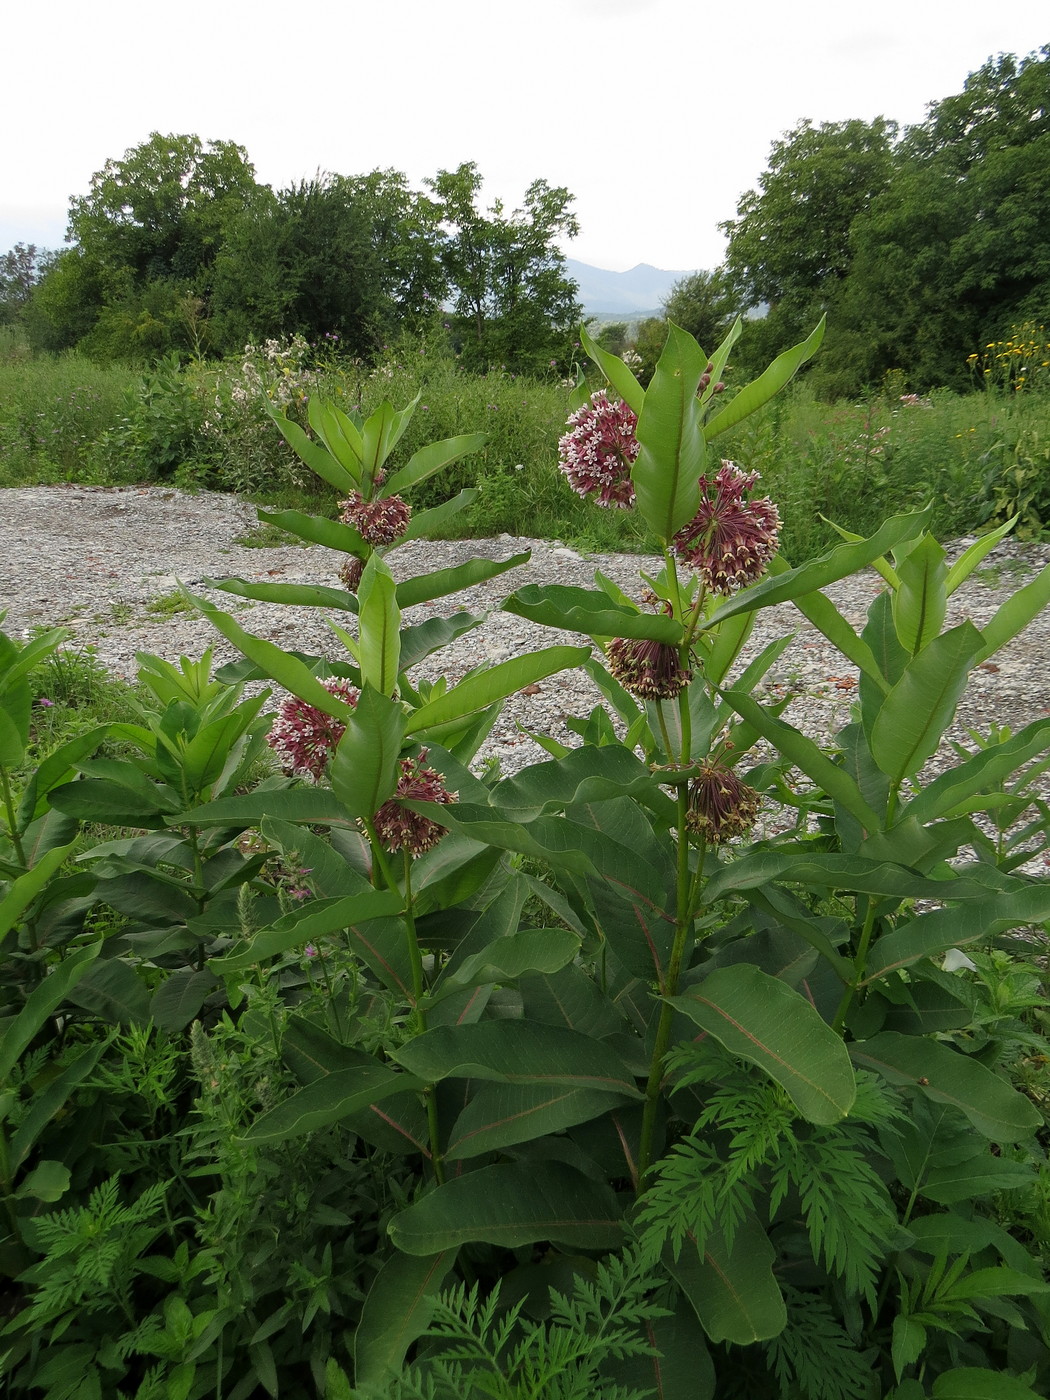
[1,46,1047,395]
[0,154,582,375]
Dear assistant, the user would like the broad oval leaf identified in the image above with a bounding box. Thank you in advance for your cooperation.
[391,1021,642,1098]
[851,1031,1040,1141]
[407,646,591,734]
[665,1216,786,1344]
[668,964,855,1123]
[353,1249,456,1392]
[388,1160,624,1254]
[445,1082,629,1160]
[633,322,706,539]
[703,317,825,442]
[244,1063,423,1144]
[504,583,683,643]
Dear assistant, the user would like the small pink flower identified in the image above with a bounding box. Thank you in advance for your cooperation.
[339,491,412,546]
[373,750,456,858]
[557,390,639,509]
[685,761,760,843]
[267,678,359,781]
[606,638,691,700]
[339,555,365,592]
[672,461,780,594]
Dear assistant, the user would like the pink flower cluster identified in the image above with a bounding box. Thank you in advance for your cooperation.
[339,491,412,546]
[266,678,359,782]
[373,751,456,857]
[557,390,640,508]
[673,461,780,594]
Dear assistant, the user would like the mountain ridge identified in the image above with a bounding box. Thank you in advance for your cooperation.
[565,258,699,316]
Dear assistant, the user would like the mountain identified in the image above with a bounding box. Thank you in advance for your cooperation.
[565,259,698,316]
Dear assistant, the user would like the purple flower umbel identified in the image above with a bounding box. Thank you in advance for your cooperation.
[340,491,412,546]
[673,461,780,594]
[266,678,359,782]
[373,751,456,858]
[606,637,691,701]
[685,760,760,843]
[558,390,639,509]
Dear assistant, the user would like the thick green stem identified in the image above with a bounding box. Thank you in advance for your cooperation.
[832,896,877,1035]
[1,766,27,872]
[401,851,445,1185]
[637,793,699,1182]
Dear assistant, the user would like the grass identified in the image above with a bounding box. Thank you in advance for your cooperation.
[3,334,1050,562]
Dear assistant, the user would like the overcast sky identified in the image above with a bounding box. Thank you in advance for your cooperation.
[2,1,1046,274]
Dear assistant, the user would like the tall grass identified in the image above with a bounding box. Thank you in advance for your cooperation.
[0,350,137,486]
[2,334,1049,560]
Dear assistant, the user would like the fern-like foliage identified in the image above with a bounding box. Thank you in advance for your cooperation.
[636,1057,902,1307]
[364,1246,667,1400]
[17,1175,171,1338]
[764,1287,875,1400]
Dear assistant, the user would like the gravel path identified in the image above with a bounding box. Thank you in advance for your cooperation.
[4,484,1050,785]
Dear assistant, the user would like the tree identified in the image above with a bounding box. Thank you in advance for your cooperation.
[68,132,261,286]
[722,118,897,311]
[828,47,1050,390]
[0,244,58,325]
[427,163,582,373]
[661,268,738,356]
[210,171,445,356]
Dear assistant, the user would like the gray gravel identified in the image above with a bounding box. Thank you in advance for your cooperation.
[4,484,1050,801]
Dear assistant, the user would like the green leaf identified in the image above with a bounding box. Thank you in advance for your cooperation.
[701,506,932,629]
[353,1249,456,1391]
[407,647,590,734]
[668,965,855,1123]
[385,432,488,495]
[9,1041,105,1171]
[398,612,485,671]
[188,594,360,716]
[492,744,666,821]
[580,323,644,414]
[503,584,683,643]
[444,927,580,988]
[0,841,77,940]
[445,1082,628,1160]
[720,690,880,832]
[851,1032,1040,1140]
[243,1063,423,1144]
[209,890,404,974]
[633,322,707,538]
[16,1159,71,1203]
[601,1290,715,1400]
[977,559,1050,662]
[0,941,100,1082]
[391,1021,642,1098]
[256,507,367,556]
[356,554,401,693]
[388,1161,624,1254]
[766,559,889,693]
[330,686,405,821]
[870,622,982,782]
[204,576,360,613]
[395,551,531,609]
[150,969,220,1031]
[65,957,150,1025]
[932,1368,1043,1400]
[178,785,359,831]
[892,533,948,656]
[945,516,1017,594]
[703,317,825,441]
[400,489,478,543]
[863,884,1050,984]
[269,405,357,492]
[666,1217,787,1344]
[900,716,1050,824]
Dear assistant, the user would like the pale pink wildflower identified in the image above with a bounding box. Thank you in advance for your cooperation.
[266,678,359,782]
[557,390,639,508]
[673,461,780,594]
